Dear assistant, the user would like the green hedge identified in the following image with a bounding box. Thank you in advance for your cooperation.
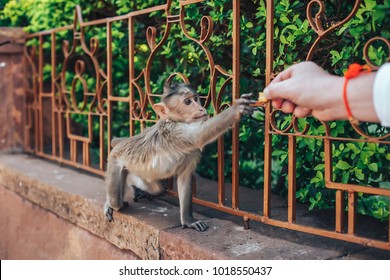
[2,0,389,221]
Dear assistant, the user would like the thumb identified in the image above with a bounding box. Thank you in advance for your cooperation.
[264,79,294,101]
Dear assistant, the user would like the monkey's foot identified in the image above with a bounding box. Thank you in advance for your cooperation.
[182,220,208,232]
[104,205,114,222]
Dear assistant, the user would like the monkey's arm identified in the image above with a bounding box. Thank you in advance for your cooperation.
[191,94,255,148]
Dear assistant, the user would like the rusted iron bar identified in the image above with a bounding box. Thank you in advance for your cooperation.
[51,32,57,157]
[106,21,113,155]
[263,0,275,218]
[328,182,390,197]
[231,0,240,210]
[288,135,296,223]
[348,191,356,235]
[218,137,225,206]
[335,190,345,233]
[128,17,135,137]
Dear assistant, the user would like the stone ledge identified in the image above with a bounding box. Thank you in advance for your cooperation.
[0,153,390,260]
[0,185,139,259]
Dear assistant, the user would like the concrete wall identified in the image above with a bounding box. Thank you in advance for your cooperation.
[0,185,139,259]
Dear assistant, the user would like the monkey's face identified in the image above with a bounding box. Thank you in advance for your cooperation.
[154,84,208,123]
[168,92,208,123]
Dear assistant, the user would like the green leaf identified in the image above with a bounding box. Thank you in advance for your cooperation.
[245,22,254,28]
[280,34,288,44]
[355,169,365,180]
[279,16,290,24]
[272,150,287,156]
[252,47,257,55]
[342,171,350,182]
[368,163,378,172]
[310,177,320,184]
[314,164,324,171]
[336,160,351,170]
[285,24,298,31]
[316,170,323,181]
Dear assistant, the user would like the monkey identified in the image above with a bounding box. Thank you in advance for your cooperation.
[104,83,256,231]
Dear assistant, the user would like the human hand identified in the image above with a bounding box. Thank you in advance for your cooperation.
[263,61,346,121]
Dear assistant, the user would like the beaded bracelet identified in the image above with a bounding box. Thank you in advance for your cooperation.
[343,63,372,124]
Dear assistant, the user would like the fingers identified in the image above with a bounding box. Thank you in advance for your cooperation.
[271,98,284,109]
[312,110,334,122]
[271,99,295,114]
[234,95,257,116]
[238,106,256,115]
[235,94,257,108]
[264,63,304,101]
[270,66,294,84]
[280,100,295,113]
[293,106,311,118]
[270,61,318,85]
[264,78,294,102]
[182,220,208,232]
[191,220,209,232]
[265,64,305,117]
[240,92,253,99]
[105,206,114,222]
[262,62,329,120]
[236,98,257,105]
[236,100,257,115]
[272,99,311,118]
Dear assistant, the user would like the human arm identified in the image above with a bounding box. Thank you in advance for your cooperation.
[263,61,383,124]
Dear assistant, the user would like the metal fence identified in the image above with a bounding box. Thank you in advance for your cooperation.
[23,0,390,250]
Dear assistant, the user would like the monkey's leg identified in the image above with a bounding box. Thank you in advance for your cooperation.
[177,173,208,232]
[104,160,127,221]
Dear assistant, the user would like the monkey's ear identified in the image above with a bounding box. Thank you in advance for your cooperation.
[153,102,170,120]
[163,82,171,95]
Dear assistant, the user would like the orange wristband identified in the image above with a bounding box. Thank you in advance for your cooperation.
[343,63,372,124]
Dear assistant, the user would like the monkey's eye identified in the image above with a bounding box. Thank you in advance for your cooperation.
[184,99,192,105]
[193,96,199,102]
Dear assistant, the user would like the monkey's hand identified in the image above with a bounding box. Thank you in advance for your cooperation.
[103,201,129,222]
[233,93,257,119]
[182,218,209,232]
